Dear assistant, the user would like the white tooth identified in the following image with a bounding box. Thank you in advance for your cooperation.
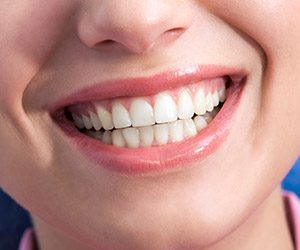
[169,120,184,142]
[72,113,85,129]
[205,92,214,112]
[154,124,169,145]
[139,126,154,147]
[177,89,194,119]
[154,92,177,123]
[112,130,126,147]
[112,102,131,129]
[85,130,103,140]
[193,116,207,132]
[122,128,140,148]
[212,91,219,107]
[130,99,155,127]
[96,106,114,130]
[194,88,206,115]
[89,111,102,131]
[218,87,226,102]
[82,115,93,129]
[102,131,112,144]
[183,119,197,138]
[203,113,213,124]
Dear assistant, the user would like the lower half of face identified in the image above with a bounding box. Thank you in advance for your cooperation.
[0,1,299,249]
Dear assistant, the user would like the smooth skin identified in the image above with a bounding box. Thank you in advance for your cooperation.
[1,1,300,249]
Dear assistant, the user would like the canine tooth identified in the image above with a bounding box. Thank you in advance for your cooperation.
[169,120,184,142]
[102,131,112,144]
[154,124,169,145]
[203,113,213,123]
[130,99,155,127]
[212,91,219,107]
[194,88,206,115]
[218,87,226,102]
[72,113,85,129]
[193,116,207,132]
[205,92,214,112]
[122,128,140,148]
[139,126,154,147]
[183,119,197,138]
[89,112,102,131]
[112,130,126,147]
[96,106,113,130]
[178,89,194,119]
[112,103,131,129]
[154,92,177,123]
[82,115,93,129]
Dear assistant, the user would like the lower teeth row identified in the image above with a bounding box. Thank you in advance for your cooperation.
[80,106,220,148]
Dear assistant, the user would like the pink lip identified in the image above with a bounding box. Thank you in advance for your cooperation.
[52,65,247,174]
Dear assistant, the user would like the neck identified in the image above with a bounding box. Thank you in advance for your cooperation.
[31,187,295,250]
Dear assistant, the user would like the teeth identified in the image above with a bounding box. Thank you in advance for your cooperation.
[72,113,85,129]
[218,87,226,102]
[112,130,126,147]
[112,102,131,129]
[194,88,206,115]
[122,128,140,148]
[205,92,214,112]
[130,99,155,127]
[193,116,208,132]
[183,119,197,138]
[82,115,93,130]
[72,80,228,147]
[177,89,194,119]
[169,120,184,142]
[96,106,114,130]
[102,131,112,144]
[89,112,102,131]
[154,92,177,124]
[139,126,154,147]
[203,113,213,124]
[212,91,219,107]
[154,124,169,145]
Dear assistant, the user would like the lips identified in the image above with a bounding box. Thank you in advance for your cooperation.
[52,65,247,174]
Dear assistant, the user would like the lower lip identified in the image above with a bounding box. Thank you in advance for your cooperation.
[55,80,245,175]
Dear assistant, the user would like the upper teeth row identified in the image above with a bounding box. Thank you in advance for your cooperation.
[71,86,226,131]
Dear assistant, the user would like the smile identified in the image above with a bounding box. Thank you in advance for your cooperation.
[52,65,247,174]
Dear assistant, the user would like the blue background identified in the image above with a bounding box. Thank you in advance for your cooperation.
[0,157,299,250]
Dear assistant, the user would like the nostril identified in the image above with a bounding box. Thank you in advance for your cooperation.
[101,39,115,45]
[161,27,186,43]
[165,27,186,34]
[94,39,116,48]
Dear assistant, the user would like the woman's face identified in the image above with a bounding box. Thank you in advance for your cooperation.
[1,1,299,249]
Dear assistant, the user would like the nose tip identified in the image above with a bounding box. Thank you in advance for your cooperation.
[77,1,194,54]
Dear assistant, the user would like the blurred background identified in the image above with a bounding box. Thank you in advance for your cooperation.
[0,157,299,250]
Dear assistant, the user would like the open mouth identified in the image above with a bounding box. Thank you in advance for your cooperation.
[66,77,226,148]
[52,66,246,174]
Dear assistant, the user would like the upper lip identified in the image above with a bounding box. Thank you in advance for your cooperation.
[49,64,247,115]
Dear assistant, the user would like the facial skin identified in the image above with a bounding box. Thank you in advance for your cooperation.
[0,1,300,249]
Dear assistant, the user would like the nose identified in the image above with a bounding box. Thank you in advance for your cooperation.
[77,0,194,54]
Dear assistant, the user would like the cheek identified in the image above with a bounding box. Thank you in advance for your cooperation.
[0,0,75,109]
[208,1,300,153]
[0,0,75,198]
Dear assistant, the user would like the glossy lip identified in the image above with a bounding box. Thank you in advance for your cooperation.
[52,65,247,174]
